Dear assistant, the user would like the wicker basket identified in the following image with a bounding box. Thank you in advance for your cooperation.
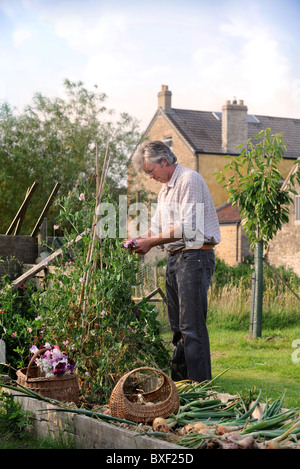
[109,367,180,423]
[16,347,79,404]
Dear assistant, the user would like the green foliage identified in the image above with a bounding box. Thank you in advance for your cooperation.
[215,128,300,248]
[0,280,45,369]
[1,183,170,404]
[0,79,142,234]
[211,256,300,298]
[212,256,253,290]
[212,256,299,293]
[0,391,33,439]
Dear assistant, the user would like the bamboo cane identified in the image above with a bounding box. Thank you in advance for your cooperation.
[79,141,111,332]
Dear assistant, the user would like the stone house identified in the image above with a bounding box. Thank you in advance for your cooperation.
[215,202,252,266]
[265,161,300,276]
[129,85,300,265]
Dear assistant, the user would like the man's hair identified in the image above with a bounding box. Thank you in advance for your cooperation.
[132,140,177,172]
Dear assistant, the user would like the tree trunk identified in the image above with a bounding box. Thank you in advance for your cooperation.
[252,241,263,337]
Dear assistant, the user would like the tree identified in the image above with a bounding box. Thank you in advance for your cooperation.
[0,79,142,234]
[216,128,300,337]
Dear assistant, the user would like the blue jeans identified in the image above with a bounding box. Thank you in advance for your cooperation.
[165,249,215,383]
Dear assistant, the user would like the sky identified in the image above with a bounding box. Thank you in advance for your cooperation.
[1,0,300,131]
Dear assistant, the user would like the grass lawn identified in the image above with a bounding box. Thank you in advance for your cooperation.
[208,325,300,408]
[161,319,300,409]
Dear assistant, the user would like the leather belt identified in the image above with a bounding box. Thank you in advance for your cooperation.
[168,245,214,256]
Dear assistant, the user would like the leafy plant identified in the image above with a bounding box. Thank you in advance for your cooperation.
[0,280,45,369]
[215,128,300,337]
[21,183,170,403]
[0,391,33,439]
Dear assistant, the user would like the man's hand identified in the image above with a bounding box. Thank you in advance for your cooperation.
[124,224,182,255]
[123,236,153,255]
[131,237,154,255]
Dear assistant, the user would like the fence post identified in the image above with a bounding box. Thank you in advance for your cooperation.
[252,241,263,337]
[249,271,256,335]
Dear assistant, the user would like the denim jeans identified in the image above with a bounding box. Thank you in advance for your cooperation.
[165,249,215,383]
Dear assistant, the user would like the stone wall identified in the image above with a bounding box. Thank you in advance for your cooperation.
[266,184,300,276]
[8,390,181,450]
[214,223,252,266]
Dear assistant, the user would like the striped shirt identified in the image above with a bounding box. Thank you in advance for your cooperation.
[151,163,221,252]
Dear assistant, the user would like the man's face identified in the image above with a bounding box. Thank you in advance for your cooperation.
[143,158,171,183]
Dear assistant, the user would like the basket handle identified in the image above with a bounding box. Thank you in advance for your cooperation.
[124,366,169,379]
[121,366,169,390]
[27,347,52,378]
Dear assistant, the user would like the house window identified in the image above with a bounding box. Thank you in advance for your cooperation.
[163,136,173,148]
[295,195,300,221]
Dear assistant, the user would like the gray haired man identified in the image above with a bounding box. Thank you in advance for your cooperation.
[129,140,220,383]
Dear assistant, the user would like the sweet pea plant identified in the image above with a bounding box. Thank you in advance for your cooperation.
[0,280,46,370]
[18,182,171,403]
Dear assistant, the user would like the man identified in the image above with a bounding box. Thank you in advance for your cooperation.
[130,140,220,383]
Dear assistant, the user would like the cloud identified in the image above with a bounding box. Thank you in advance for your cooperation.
[84,51,131,88]
[0,0,299,125]
[54,14,128,55]
[179,12,294,118]
[12,28,33,47]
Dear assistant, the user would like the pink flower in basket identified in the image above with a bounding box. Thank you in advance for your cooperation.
[30,343,76,378]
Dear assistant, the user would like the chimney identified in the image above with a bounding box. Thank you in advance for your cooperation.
[222,98,248,153]
[158,85,172,112]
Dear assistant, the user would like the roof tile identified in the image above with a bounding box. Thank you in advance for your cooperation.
[217,202,241,223]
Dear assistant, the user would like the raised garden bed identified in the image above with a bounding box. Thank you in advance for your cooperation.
[7,389,180,450]
[4,379,300,451]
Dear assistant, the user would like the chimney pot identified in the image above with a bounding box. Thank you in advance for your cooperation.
[222,99,248,153]
[158,84,172,112]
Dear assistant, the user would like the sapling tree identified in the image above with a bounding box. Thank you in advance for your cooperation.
[216,128,300,337]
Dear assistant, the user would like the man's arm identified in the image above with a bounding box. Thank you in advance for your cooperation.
[130,224,182,255]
